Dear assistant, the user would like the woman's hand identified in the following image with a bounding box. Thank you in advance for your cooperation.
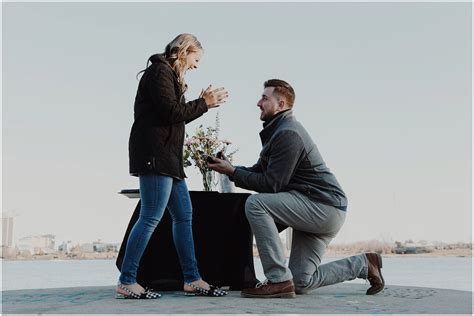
[200,85,229,109]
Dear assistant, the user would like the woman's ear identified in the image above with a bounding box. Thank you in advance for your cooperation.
[178,51,187,60]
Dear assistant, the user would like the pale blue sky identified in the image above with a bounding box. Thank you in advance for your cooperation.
[2,2,471,244]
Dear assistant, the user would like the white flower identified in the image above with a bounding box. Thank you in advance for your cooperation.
[183,113,238,182]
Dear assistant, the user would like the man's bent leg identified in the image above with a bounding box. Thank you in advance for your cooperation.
[294,251,383,295]
[245,194,292,283]
[294,250,369,294]
[285,200,369,293]
[289,229,327,293]
[275,194,367,294]
[245,191,342,283]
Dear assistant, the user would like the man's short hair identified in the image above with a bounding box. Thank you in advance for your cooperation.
[264,79,296,107]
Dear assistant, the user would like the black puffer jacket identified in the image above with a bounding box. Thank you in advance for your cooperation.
[128,54,208,178]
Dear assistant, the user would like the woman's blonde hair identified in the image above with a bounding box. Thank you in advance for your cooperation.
[163,33,203,93]
[138,34,203,94]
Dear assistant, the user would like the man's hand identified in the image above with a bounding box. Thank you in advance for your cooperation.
[208,156,235,176]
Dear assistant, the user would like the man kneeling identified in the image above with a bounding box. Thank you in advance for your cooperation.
[209,79,385,298]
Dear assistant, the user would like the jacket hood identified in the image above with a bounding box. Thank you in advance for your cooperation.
[149,53,168,65]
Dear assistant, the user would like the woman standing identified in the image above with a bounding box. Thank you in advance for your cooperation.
[117,33,229,299]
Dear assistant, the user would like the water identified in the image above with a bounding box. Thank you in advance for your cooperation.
[1,256,472,292]
[1,259,120,291]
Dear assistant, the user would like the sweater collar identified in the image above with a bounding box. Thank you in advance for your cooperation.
[259,109,293,144]
[262,109,292,128]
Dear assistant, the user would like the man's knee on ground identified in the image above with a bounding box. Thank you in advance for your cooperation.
[293,273,313,295]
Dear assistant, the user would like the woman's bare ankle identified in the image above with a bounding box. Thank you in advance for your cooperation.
[117,282,145,294]
[184,279,210,291]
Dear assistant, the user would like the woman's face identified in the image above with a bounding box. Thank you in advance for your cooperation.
[184,50,203,72]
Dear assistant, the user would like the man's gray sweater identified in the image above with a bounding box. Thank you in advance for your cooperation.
[233,110,347,211]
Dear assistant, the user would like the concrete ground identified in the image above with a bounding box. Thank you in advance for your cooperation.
[1,283,472,314]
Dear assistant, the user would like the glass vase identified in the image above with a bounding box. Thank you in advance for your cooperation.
[202,170,216,191]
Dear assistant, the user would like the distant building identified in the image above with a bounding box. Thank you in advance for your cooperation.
[393,241,434,254]
[92,240,119,253]
[1,214,16,258]
[80,243,94,253]
[58,241,73,253]
[17,234,56,255]
[2,215,14,247]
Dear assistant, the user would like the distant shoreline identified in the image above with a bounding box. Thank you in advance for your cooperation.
[325,248,472,258]
[2,248,472,262]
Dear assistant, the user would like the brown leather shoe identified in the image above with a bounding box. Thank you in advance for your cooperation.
[365,253,385,295]
[241,279,296,298]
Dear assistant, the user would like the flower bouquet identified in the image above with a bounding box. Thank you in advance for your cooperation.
[184,113,237,191]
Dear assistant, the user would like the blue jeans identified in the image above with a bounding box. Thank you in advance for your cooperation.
[119,175,201,284]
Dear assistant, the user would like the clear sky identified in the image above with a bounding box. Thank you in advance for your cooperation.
[2,2,471,245]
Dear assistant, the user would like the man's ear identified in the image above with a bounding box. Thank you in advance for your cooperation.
[278,99,286,109]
